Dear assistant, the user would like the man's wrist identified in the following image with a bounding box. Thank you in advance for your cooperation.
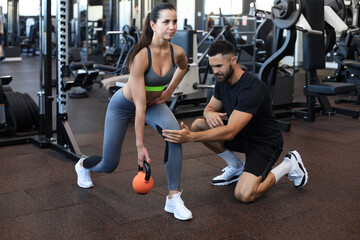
[203,111,209,118]
[203,110,213,119]
[189,131,197,142]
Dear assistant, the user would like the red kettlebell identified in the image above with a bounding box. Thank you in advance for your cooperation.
[132,161,154,195]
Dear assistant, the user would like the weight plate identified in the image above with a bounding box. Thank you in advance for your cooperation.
[3,86,13,92]
[4,92,34,131]
[14,92,33,131]
[4,92,18,130]
[324,23,336,54]
[24,93,39,129]
[272,0,301,29]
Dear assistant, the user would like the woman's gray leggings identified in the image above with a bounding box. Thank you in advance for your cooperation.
[88,88,182,191]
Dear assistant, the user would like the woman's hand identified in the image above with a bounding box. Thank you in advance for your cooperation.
[149,90,172,105]
[137,145,151,168]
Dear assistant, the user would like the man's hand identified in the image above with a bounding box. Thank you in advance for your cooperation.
[204,112,227,128]
[162,122,192,143]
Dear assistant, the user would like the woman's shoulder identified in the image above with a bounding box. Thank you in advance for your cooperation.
[133,47,149,62]
[131,47,149,71]
[170,43,186,59]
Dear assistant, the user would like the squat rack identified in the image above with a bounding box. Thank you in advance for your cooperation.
[0,0,81,161]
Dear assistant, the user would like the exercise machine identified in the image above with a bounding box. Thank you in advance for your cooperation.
[256,0,359,127]
[67,47,100,98]
[0,0,83,161]
[324,0,360,104]
[94,30,136,76]
[329,27,360,104]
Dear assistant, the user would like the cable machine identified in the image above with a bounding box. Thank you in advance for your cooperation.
[0,0,82,161]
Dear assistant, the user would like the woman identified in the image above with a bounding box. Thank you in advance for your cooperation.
[205,12,215,31]
[75,3,192,221]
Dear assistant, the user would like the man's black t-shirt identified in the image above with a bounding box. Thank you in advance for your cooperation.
[214,71,283,149]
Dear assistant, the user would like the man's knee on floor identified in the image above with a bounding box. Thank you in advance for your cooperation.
[234,186,256,203]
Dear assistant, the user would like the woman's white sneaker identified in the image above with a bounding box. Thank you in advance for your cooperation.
[75,159,94,188]
[164,191,192,220]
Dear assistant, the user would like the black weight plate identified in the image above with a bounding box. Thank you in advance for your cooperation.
[23,93,39,128]
[19,93,35,130]
[4,92,18,130]
[3,86,13,92]
[13,92,33,131]
[324,24,336,54]
[325,0,346,20]
[272,0,301,29]
[9,92,33,131]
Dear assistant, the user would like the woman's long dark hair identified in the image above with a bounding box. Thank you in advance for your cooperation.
[125,3,175,71]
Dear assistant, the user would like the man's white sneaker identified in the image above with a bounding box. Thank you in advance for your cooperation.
[164,191,192,220]
[75,159,94,188]
[211,165,244,186]
[286,150,308,188]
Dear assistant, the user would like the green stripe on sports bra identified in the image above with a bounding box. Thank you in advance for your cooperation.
[145,85,167,91]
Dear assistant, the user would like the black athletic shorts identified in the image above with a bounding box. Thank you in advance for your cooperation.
[223,136,282,180]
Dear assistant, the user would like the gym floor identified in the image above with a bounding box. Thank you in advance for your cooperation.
[1,56,359,240]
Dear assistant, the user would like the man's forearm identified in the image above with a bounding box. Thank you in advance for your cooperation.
[191,125,235,143]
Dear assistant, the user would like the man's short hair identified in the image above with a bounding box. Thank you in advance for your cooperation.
[208,39,236,57]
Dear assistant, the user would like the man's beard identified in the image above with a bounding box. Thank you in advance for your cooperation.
[215,65,234,82]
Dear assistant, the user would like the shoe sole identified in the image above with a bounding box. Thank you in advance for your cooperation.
[289,150,308,188]
[77,181,94,189]
[164,207,193,221]
[211,176,240,186]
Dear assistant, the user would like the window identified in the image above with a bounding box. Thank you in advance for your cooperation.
[0,0,7,14]
[17,0,56,16]
[204,0,242,15]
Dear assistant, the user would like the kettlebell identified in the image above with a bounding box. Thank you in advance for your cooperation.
[132,161,154,195]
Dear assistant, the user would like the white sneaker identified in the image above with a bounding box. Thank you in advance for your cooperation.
[286,150,308,188]
[211,165,244,186]
[164,191,192,220]
[75,158,94,188]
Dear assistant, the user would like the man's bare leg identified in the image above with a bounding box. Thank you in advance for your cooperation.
[234,172,276,203]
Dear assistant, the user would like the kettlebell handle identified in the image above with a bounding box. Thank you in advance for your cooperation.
[138,161,151,182]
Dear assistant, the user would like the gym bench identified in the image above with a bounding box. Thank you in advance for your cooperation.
[301,81,360,121]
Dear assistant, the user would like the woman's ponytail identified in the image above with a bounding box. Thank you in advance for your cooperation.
[126,13,153,71]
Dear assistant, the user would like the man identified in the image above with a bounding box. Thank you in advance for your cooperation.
[162,40,308,203]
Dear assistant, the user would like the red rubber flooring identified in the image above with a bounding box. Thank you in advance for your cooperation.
[1,57,359,239]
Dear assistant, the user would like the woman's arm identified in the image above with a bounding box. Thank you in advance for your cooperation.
[166,44,188,93]
[128,49,150,166]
